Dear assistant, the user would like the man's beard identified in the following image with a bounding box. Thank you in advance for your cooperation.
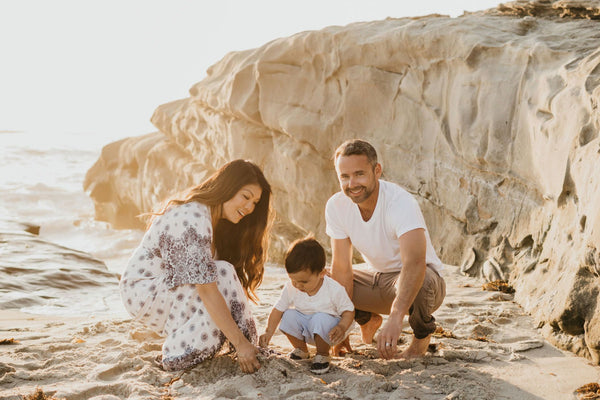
[344,185,374,204]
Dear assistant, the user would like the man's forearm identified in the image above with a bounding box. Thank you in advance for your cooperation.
[330,238,354,297]
[331,262,354,297]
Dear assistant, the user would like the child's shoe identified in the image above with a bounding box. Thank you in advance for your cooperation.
[288,348,310,360]
[309,354,330,374]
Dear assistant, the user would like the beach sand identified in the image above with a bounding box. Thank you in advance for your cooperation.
[1,265,598,400]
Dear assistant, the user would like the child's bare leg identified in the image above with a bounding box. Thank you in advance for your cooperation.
[283,331,308,352]
[314,334,331,357]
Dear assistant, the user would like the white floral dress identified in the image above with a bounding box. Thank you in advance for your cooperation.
[119,202,257,371]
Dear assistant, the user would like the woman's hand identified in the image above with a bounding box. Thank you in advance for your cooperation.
[196,282,261,373]
[236,340,261,373]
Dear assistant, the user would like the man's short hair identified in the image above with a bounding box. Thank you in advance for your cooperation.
[334,139,378,168]
[284,236,326,274]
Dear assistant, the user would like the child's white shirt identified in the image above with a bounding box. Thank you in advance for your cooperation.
[274,275,354,317]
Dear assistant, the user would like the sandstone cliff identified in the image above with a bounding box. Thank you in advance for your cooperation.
[84,0,600,362]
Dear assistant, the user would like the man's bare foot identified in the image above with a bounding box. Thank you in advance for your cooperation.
[360,314,383,344]
[332,336,352,356]
[397,335,431,359]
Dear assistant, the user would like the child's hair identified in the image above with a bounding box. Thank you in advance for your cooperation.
[284,236,326,274]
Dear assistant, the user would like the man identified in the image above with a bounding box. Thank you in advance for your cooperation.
[325,139,446,359]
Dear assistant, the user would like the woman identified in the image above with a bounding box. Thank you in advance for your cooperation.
[119,159,272,373]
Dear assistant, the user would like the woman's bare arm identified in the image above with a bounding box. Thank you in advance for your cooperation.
[196,282,260,373]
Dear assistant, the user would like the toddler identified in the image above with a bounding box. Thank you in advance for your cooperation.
[259,237,354,374]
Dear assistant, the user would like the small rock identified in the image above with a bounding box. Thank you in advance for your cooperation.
[510,340,543,352]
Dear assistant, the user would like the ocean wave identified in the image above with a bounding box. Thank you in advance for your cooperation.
[0,131,142,317]
[0,230,122,316]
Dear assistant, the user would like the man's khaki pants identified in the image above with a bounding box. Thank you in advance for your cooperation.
[352,264,446,339]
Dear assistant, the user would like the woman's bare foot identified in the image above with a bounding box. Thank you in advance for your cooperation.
[332,336,352,356]
[360,314,383,344]
[397,335,431,359]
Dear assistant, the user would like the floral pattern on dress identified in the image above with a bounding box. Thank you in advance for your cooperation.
[229,299,258,344]
[151,225,217,289]
[162,342,224,371]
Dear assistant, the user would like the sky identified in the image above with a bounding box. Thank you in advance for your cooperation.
[1,0,501,141]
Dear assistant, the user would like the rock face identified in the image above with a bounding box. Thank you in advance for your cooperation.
[84,1,600,362]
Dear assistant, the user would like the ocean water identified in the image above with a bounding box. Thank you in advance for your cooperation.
[0,130,144,317]
[0,130,286,319]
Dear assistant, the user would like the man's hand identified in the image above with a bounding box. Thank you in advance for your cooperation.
[376,229,427,359]
[376,313,404,359]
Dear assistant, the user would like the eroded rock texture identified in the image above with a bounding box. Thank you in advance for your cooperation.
[84,0,600,362]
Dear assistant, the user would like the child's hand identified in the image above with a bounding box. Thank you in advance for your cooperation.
[258,333,271,348]
[328,325,345,345]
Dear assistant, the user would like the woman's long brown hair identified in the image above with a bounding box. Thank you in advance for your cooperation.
[151,159,272,302]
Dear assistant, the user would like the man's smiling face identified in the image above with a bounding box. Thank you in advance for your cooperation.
[335,154,381,204]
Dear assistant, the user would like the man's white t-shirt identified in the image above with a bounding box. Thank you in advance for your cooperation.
[274,275,354,316]
[325,179,442,273]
